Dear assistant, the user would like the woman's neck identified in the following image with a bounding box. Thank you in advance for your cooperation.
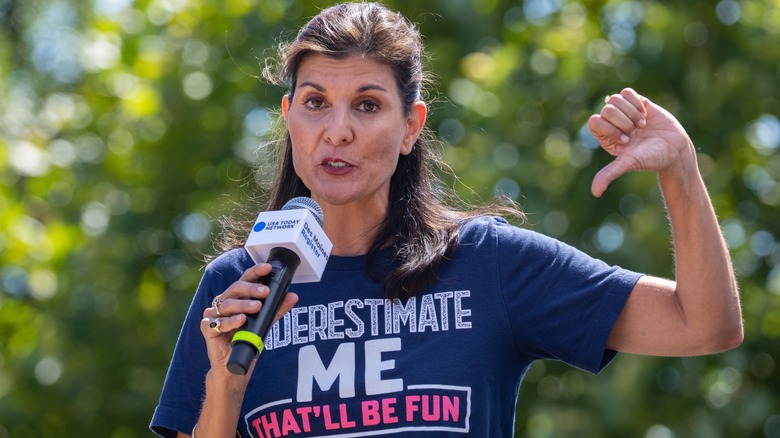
[321,202,386,256]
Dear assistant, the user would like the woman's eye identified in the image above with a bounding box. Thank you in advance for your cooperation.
[357,100,379,112]
[303,97,325,110]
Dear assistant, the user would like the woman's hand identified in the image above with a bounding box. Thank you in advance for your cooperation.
[200,263,299,377]
[588,88,696,197]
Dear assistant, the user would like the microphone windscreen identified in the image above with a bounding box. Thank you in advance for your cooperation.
[282,197,324,227]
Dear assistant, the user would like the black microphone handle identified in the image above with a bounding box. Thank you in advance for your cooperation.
[227,247,301,375]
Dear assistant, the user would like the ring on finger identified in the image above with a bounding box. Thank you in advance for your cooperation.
[209,317,223,333]
[604,95,611,104]
[211,297,224,317]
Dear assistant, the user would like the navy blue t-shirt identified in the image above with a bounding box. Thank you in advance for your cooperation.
[151,217,641,437]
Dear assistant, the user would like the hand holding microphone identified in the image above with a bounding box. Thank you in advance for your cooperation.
[200,262,292,376]
[225,197,333,375]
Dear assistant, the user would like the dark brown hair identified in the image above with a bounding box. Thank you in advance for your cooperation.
[217,2,523,299]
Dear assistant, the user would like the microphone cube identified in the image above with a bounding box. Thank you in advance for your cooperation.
[244,208,333,283]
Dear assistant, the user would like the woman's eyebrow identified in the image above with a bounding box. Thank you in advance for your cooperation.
[298,81,325,91]
[297,81,389,94]
[356,84,389,93]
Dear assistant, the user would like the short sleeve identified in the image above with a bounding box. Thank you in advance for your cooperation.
[492,218,642,374]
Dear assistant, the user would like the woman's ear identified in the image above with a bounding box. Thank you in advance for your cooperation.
[281,94,291,121]
[401,101,427,155]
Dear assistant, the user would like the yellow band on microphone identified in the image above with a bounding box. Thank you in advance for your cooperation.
[232,331,265,354]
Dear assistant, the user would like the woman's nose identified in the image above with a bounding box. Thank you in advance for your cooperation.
[324,105,354,145]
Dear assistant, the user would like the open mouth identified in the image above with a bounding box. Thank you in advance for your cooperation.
[321,159,353,174]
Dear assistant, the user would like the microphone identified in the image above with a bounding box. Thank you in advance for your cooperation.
[227,197,333,375]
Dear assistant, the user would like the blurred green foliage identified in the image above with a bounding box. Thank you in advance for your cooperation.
[1,0,779,436]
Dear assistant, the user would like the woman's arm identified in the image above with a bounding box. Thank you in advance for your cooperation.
[590,88,743,356]
[188,263,299,437]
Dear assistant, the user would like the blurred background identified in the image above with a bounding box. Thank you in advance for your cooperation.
[1,0,778,436]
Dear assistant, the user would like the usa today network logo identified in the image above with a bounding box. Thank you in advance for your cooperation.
[254,220,299,232]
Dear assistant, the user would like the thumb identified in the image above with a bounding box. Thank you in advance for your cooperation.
[591,160,630,197]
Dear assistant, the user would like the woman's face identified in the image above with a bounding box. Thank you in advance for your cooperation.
[282,54,426,215]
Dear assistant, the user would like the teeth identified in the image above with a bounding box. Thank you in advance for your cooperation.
[327,161,347,168]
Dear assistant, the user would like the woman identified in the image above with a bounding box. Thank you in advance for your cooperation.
[151,3,743,437]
